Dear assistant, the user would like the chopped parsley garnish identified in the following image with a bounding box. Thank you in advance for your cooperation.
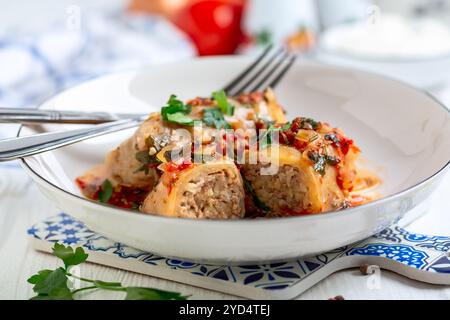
[280,123,292,131]
[98,179,113,203]
[203,108,232,129]
[300,118,319,130]
[134,151,161,174]
[161,95,194,126]
[27,243,188,300]
[242,176,270,214]
[324,133,340,146]
[260,122,291,148]
[166,112,194,125]
[212,90,235,116]
[326,155,340,166]
[308,151,340,176]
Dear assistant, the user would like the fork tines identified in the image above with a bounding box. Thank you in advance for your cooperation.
[223,45,297,97]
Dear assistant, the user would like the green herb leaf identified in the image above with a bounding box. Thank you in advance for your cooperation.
[98,179,113,203]
[133,151,151,175]
[31,267,72,299]
[27,243,188,300]
[93,280,122,289]
[52,243,88,270]
[309,152,327,175]
[324,133,340,146]
[259,126,275,149]
[242,176,270,213]
[161,95,193,126]
[260,123,291,148]
[308,152,340,176]
[280,123,292,131]
[213,90,234,116]
[125,287,188,300]
[325,155,340,166]
[135,150,151,164]
[203,108,232,129]
[27,269,53,284]
[31,287,73,300]
[134,150,161,175]
[300,118,319,130]
[166,112,194,126]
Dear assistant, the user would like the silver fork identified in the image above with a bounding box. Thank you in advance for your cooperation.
[0,46,296,161]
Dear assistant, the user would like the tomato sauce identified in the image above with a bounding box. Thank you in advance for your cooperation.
[76,179,148,210]
[281,208,315,217]
[161,161,195,195]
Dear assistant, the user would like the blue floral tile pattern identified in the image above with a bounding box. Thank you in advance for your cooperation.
[347,244,429,269]
[27,213,450,297]
[374,226,450,253]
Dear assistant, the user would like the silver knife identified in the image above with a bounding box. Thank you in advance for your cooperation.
[0,117,147,161]
[0,108,149,124]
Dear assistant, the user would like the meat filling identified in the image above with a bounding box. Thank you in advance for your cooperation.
[141,165,245,220]
[179,170,244,219]
[242,164,314,216]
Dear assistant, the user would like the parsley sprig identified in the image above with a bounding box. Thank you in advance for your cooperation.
[161,92,235,129]
[98,179,113,203]
[161,95,194,126]
[212,90,234,116]
[27,243,188,300]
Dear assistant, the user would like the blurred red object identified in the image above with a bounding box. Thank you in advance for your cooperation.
[129,0,247,56]
[173,0,247,56]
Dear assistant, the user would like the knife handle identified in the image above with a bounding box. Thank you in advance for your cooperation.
[0,108,121,124]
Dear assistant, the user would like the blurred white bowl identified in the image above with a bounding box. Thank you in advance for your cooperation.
[315,16,450,88]
[315,49,450,89]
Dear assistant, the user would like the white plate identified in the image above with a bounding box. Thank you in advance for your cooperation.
[19,57,450,264]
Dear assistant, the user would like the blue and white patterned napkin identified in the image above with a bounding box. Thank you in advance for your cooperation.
[0,9,195,181]
[0,10,195,137]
